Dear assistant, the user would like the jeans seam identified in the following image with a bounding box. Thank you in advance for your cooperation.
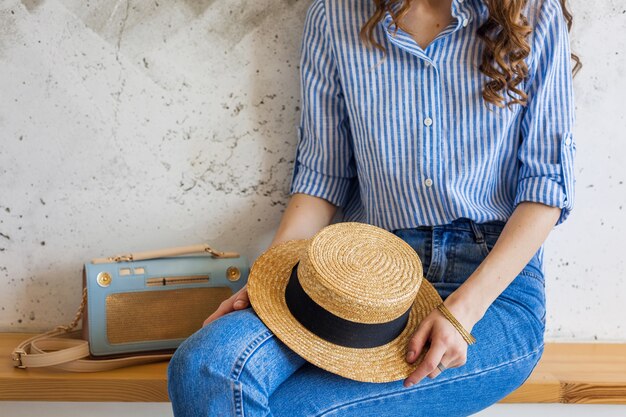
[469,220,485,243]
[231,380,243,417]
[426,229,441,282]
[229,329,275,381]
[316,346,544,417]
[479,240,491,258]
[445,237,459,282]
[518,269,544,283]
[229,329,275,417]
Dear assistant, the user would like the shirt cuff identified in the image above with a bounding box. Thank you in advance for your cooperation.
[289,160,354,208]
[513,176,571,226]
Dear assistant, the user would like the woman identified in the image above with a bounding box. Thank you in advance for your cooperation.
[168,0,580,415]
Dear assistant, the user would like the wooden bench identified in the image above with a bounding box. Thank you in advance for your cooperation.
[1,333,625,403]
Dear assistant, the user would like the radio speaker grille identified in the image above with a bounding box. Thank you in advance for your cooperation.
[106,287,233,344]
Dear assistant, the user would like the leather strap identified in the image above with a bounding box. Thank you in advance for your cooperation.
[91,243,239,264]
[11,287,173,371]
[12,328,173,371]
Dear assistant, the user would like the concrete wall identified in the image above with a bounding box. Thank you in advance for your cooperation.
[0,0,624,343]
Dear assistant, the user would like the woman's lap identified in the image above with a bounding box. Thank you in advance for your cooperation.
[167,218,547,417]
[268,277,545,416]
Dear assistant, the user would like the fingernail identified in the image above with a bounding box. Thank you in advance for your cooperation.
[404,381,414,388]
[234,301,244,307]
[406,350,414,361]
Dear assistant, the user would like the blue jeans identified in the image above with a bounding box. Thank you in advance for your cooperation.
[167,218,546,417]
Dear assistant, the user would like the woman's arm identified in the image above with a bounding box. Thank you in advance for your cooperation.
[403,201,561,387]
[268,193,339,248]
[203,193,337,325]
[446,201,560,325]
[404,0,576,387]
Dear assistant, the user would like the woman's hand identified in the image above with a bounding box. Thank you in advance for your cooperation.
[202,284,250,327]
[403,298,478,388]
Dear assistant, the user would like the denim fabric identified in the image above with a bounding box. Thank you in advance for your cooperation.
[167,218,546,417]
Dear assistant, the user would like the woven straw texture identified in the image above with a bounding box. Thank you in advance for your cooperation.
[247,222,443,383]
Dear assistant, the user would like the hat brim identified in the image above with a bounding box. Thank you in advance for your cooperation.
[246,238,443,383]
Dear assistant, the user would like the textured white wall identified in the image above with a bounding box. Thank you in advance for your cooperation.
[0,0,625,343]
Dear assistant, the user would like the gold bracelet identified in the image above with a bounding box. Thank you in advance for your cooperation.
[436,302,477,345]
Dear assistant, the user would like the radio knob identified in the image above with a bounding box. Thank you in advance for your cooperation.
[226,266,241,282]
[97,272,112,287]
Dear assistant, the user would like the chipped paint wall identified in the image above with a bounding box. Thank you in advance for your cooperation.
[0,0,625,342]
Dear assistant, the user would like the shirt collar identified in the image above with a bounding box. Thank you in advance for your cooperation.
[384,0,477,36]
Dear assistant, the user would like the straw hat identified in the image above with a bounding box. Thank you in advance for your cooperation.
[246,221,443,383]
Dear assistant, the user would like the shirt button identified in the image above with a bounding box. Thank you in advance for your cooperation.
[424,178,433,187]
[458,0,464,3]
[423,117,433,127]
[565,136,572,146]
[462,18,469,27]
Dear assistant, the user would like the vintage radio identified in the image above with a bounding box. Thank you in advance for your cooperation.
[12,243,249,371]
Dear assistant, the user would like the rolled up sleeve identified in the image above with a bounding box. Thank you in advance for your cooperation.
[288,0,357,208]
[514,0,577,226]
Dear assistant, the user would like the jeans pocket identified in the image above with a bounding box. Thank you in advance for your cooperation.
[446,231,488,285]
[519,267,544,284]
[479,232,500,257]
[523,253,545,279]
[393,228,432,274]
[516,263,547,330]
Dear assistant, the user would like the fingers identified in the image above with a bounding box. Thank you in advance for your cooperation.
[233,287,249,309]
[406,319,433,363]
[203,287,249,327]
[404,340,446,387]
[403,307,473,388]
[426,347,468,379]
[427,356,450,379]
[203,301,231,326]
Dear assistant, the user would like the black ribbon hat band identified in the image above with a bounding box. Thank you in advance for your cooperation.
[284,261,412,349]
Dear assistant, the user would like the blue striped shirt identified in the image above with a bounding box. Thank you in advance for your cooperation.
[289,0,576,232]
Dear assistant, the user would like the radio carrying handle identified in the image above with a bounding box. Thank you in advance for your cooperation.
[91,243,239,264]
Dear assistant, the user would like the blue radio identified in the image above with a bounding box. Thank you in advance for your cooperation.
[82,244,250,357]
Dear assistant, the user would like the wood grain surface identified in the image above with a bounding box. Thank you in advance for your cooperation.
[1,333,625,403]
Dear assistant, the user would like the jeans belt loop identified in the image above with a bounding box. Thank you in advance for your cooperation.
[469,220,485,244]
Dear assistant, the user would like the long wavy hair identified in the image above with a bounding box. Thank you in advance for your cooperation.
[359,0,582,110]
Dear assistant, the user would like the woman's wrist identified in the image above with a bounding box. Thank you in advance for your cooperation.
[441,285,488,330]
